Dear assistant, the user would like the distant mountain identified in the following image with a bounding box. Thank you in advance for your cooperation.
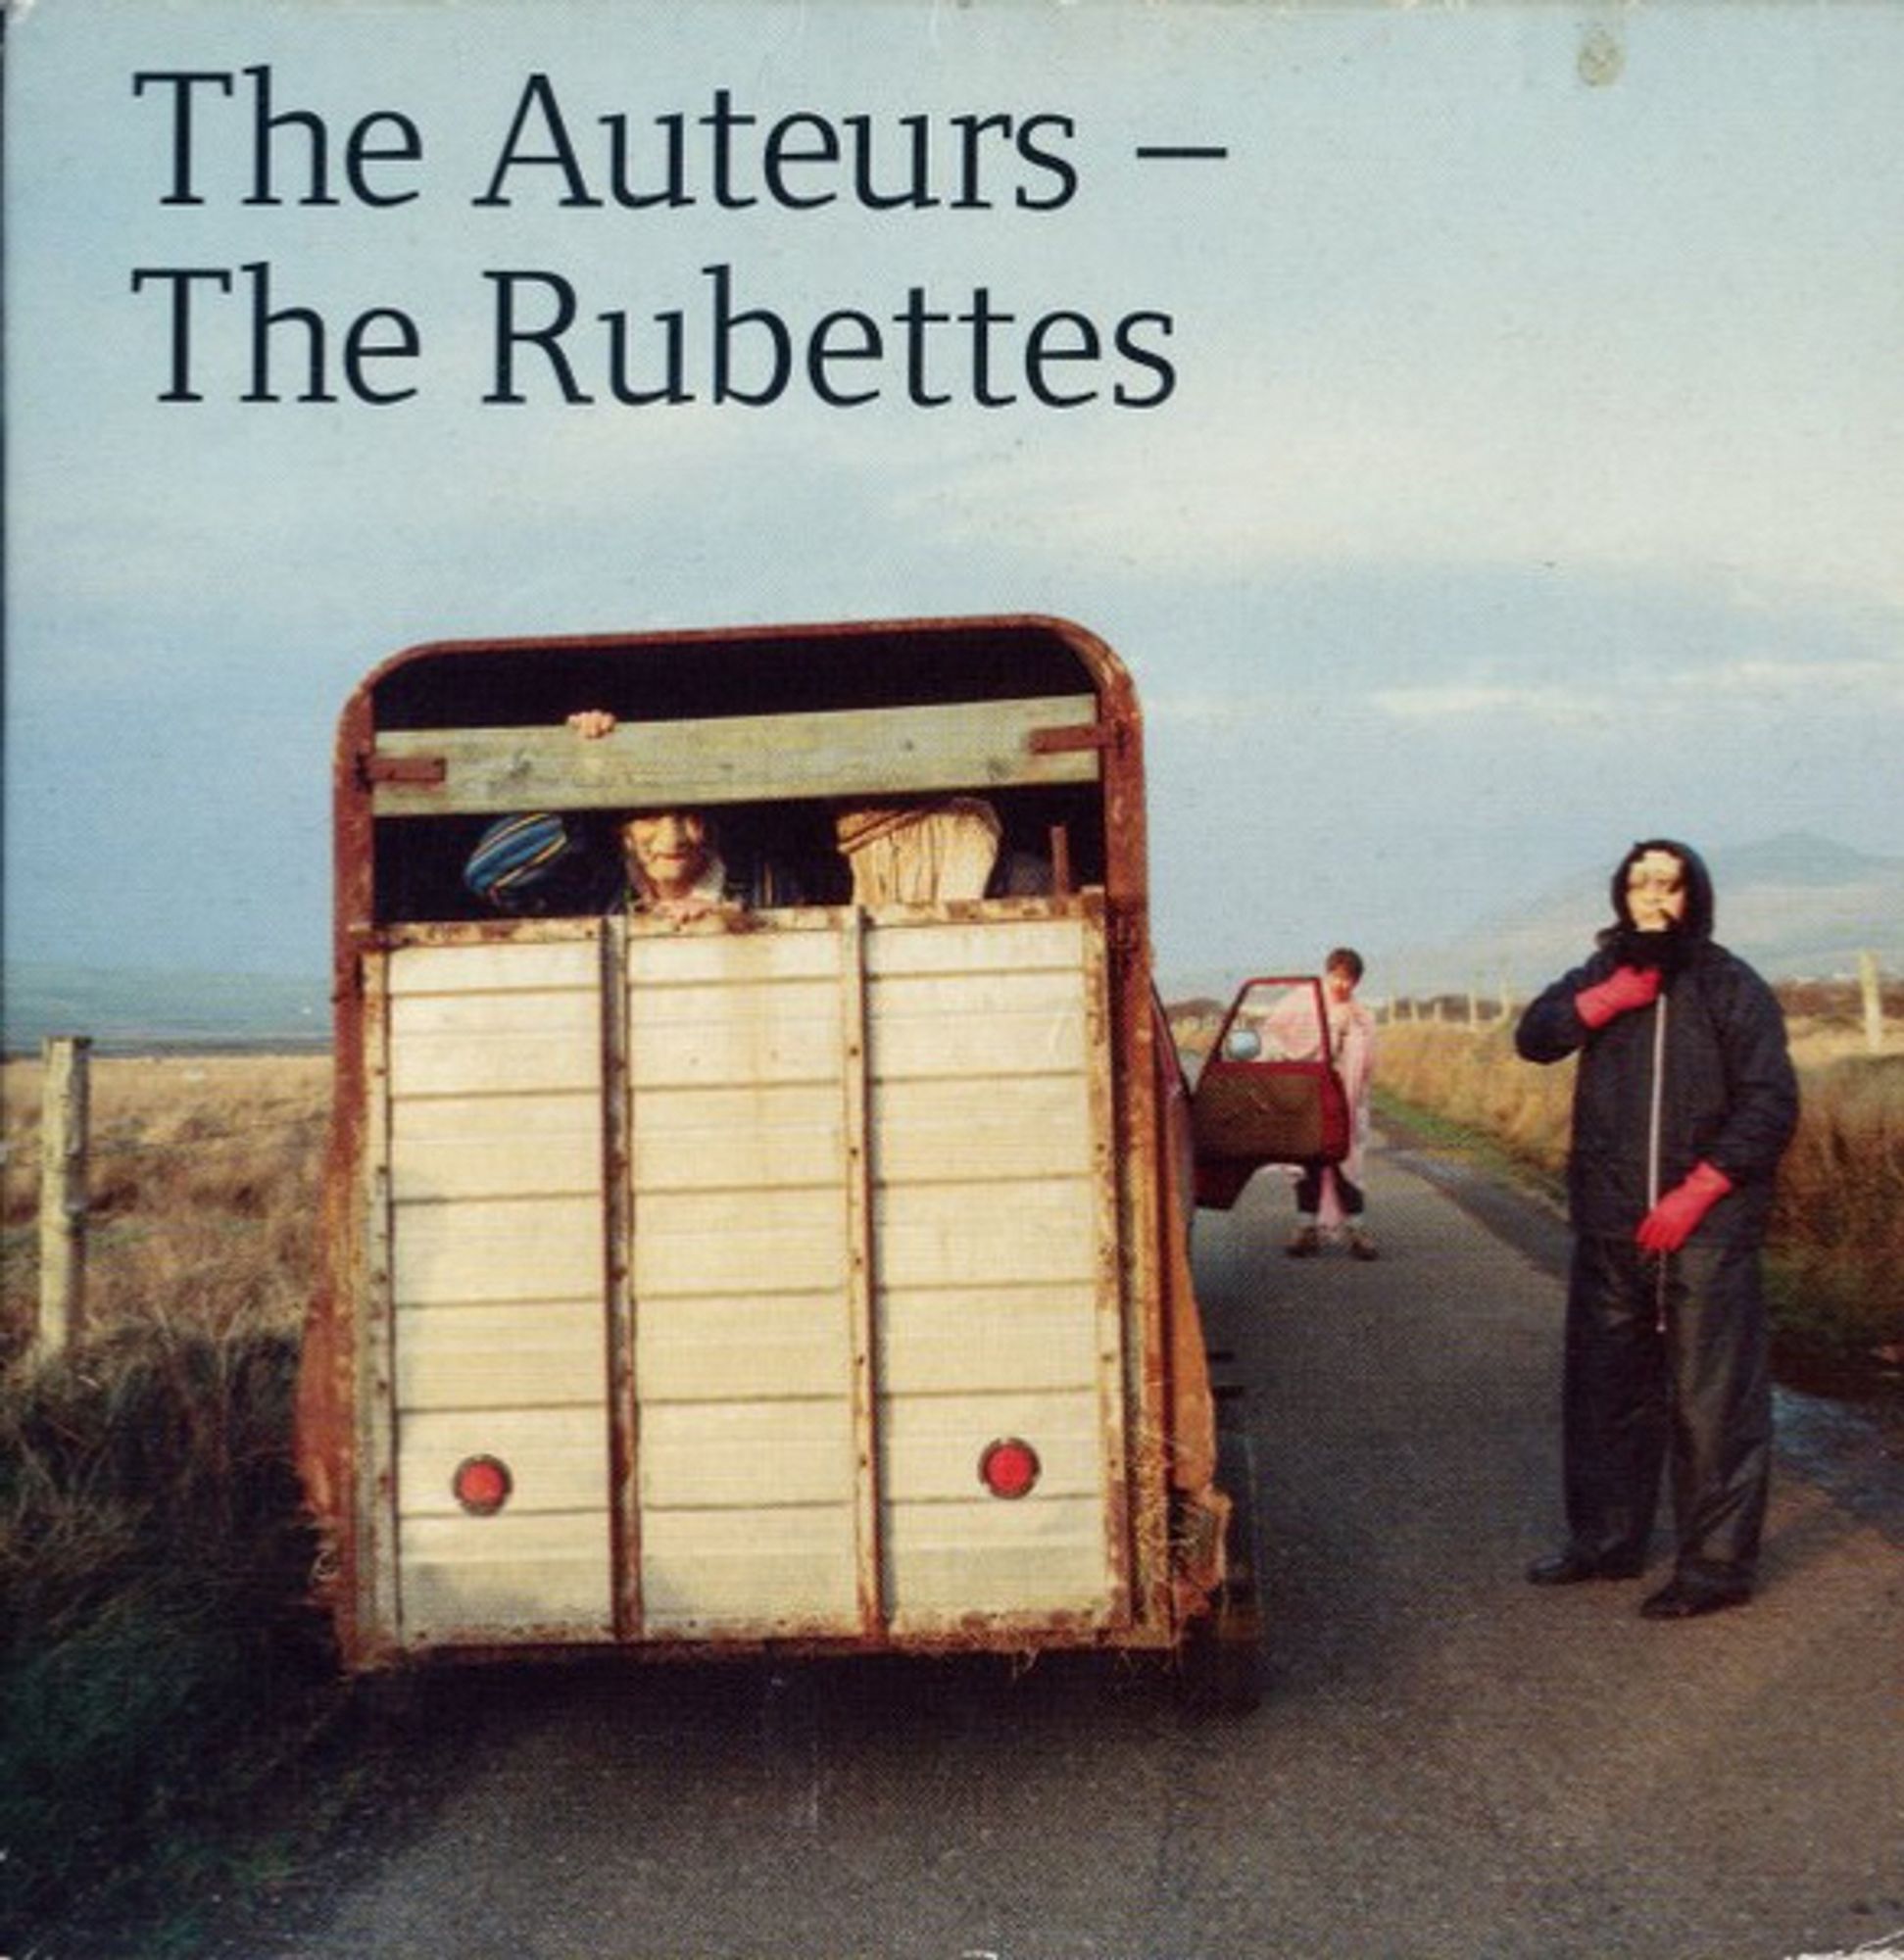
[1,963,328,1054]
[1379,833,1904,1002]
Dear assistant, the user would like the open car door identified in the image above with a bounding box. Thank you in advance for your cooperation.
[1191,975,1350,1210]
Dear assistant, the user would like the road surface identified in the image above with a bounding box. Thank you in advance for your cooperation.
[227,1136,1904,1960]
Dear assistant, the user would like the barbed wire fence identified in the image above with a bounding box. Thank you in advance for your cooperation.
[15,1034,327,1360]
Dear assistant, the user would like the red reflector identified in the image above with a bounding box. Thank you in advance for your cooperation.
[979,1438,1041,1500]
[452,1454,513,1516]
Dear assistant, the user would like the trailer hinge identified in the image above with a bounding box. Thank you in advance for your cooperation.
[360,752,447,789]
[1029,720,1119,758]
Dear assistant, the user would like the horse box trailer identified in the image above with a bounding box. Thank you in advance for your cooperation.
[297,614,1260,1698]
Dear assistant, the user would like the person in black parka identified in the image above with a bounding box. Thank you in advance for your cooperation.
[1516,839,1798,1619]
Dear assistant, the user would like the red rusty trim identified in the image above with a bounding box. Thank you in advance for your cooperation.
[347,610,1134,704]
[374,1611,1180,1676]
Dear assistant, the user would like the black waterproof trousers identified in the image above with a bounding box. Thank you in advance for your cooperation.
[1561,1233,1773,1588]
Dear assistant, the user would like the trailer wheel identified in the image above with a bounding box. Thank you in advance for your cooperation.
[1180,1429,1267,1715]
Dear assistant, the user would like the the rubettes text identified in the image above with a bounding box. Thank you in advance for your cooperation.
[127,66,1209,412]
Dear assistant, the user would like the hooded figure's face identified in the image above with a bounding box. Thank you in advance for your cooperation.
[1605,836,1714,971]
[1623,848,1688,934]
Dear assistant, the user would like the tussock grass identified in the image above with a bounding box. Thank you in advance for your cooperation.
[1,1054,338,1940]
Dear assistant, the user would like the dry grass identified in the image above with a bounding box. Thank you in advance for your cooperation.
[2,1054,327,1369]
[1371,1015,1904,1367]
[1,1052,333,1938]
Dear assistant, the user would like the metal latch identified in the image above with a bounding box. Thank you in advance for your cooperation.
[1028,721,1113,757]
[360,753,447,788]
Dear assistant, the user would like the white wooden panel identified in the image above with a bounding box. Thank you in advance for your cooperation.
[867,968,1085,1024]
[869,1001,1086,1081]
[389,939,602,995]
[872,1178,1096,1291]
[390,1092,601,1201]
[630,1095,847,1192]
[880,1389,1104,1503]
[638,1293,852,1401]
[399,1405,611,1518]
[389,988,601,1044]
[871,1077,1091,1184]
[629,931,847,987]
[864,916,1087,977]
[396,1301,607,1410]
[626,1004,844,1090]
[640,1505,857,1630]
[878,1286,1101,1396]
[399,1511,612,1633]
[632,1189,848,1296]
[883,1498,1112,1624]
[392,1196,604,1306]
[391,1034,604,1100]
[639,1398,857,1509]
[629,975,841,1032]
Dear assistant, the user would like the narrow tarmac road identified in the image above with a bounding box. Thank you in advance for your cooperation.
[225,1137,1902,1960]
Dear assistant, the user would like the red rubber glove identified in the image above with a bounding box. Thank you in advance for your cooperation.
[1636,1161,1733,1253]
[1576,964,1662,1030]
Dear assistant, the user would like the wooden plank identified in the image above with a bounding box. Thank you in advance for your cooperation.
[387,1126,602,1204]
[863,913,1088,977]
[870,1005,1088,1081]
[868,1077,1091,1184]
[370,694,1101,816]
[881,1500,1113,1626]
[390,1033,604,1100]
[628,926,846,987]
[389,989,601,1041]
[639,1398,858,1509]
[640,1507,857,1630]
[637,1292,853,1402]
[630,1189,850,1296]
[391,1195,606,1305]
[872,1188,1098,1293]
[398,1512,614,1635]
[396,1301,610,1410]
[877,1285,1102,1396]
[388,938,604,994]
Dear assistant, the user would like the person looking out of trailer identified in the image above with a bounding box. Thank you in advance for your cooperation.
[463,710,781,923]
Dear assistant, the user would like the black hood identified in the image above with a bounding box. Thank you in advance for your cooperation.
[1598,837,1716,969]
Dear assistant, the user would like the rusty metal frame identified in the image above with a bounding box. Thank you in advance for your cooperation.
[356,950,403,1652]
[835,906,884,1635]
[602,912,643,1640]
[306,614,1203,1671]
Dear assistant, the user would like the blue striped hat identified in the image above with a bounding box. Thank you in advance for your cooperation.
[464,811,584,906]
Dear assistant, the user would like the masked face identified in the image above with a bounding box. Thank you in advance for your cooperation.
[621,810,710,902]
[1624,849,1688,933]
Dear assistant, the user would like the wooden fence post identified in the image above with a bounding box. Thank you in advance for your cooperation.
[36,1035,92,1357]
[1859,951,1884,1054]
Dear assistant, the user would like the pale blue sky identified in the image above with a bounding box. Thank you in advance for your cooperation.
[6,0,1900,991]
